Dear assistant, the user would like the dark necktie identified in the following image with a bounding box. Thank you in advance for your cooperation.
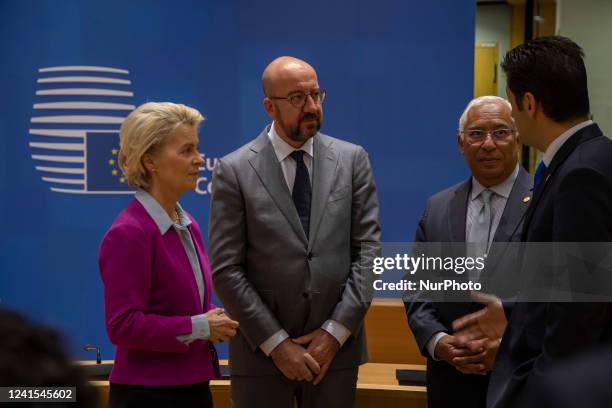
[533,161,548,190]
[290,150,312,238]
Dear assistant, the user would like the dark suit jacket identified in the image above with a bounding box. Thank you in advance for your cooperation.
[488,123,612,408]
[405,166,533,408]
[528,346,612,408]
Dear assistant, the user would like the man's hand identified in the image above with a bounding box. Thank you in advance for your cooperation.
[452,292,507,344]
[205,308,239,343]
[293,329,340,385]
[270,338,321,381]
[451,337,500,375]
[434,335,480,366]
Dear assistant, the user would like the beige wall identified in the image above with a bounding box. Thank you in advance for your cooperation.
[558,0,612,136]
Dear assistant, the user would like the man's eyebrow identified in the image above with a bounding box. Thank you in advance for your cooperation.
[286,87,320,95]
[467,121,512,129]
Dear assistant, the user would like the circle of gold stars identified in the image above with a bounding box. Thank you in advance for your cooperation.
[108,148,126,183]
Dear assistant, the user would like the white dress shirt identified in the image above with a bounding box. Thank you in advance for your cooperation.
[542,120,593,166]
[259,123,351,356]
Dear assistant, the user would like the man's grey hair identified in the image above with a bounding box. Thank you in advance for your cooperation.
[458,95,513,131]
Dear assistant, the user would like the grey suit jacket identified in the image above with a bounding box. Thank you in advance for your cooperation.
[209,126,381,376]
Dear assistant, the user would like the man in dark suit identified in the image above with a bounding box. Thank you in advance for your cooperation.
[453,36,612,408]
[405,95,533,408]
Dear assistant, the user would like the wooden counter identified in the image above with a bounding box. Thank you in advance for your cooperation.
[85,360,426,408]
[84,298,428,407]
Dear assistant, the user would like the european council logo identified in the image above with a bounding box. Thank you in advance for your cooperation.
[29,65,217,195]
[29,65,135,194]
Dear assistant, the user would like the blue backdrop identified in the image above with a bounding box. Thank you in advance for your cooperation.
[0,0,474,359]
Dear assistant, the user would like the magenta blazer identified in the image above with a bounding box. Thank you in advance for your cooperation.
[99,198,219,385]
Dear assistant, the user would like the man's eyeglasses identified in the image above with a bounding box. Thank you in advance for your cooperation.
[461,128,516,144]
[268,90,327,109]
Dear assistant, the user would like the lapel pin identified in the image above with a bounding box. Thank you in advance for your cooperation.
[523,196,531,203]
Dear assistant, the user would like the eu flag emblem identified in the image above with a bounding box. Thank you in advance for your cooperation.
[86,132,132,192]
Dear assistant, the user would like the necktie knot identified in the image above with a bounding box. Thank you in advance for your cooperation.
[468,188,494,277]
[290,150,305,164]
[481,189,493,205]
[477,189,494,225]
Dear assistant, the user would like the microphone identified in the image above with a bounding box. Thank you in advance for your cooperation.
[83,344,101,364]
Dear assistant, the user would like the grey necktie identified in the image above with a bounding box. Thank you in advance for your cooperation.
[470,189,493,258]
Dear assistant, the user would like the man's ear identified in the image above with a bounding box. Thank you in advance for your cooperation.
[523,92,538,118]
[514,132,522,157]
[263,98,275,119]
[457,133,466,153]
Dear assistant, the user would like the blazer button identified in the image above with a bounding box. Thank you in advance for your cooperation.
[307,252,313,260]
[302,292,310,299]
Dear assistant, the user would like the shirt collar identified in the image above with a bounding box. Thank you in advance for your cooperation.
[542,120,593,166]
[267,122,314,162]
[471,163,520,201]
[135,189,191,235]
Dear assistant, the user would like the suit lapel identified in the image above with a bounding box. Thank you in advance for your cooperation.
[449,179,471,242]
[248,128,308,246]
[447,180,473,312]
[308,134,339,251]
[521,124,602,239]
[492,166,533,243]
[482,167,533,284]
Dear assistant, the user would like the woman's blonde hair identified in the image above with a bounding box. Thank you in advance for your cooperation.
[118,102,204,189]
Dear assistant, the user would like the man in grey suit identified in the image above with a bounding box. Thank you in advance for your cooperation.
[404,96,533,408]
[209,56,381,407]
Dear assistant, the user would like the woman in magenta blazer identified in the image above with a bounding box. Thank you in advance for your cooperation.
[99,102,238,408]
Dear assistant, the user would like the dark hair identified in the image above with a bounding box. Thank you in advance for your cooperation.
[501,36,590,122]
[0,308,98,407]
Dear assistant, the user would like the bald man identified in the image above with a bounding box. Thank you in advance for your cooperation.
[209,57,381,407]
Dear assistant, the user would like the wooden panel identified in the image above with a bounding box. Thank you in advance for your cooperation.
[474,43,499,98]
[90,381,109,408]
[534,1,556,37]
[358,362,426,385]
[210,380,231,408]
[510,0,557,47]
[510,4,525,48]
[364,298,427,365]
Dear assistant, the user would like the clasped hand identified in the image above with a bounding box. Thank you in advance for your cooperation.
[434,334,498,375]
[437,292,508,375]
[270,329,340,384]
